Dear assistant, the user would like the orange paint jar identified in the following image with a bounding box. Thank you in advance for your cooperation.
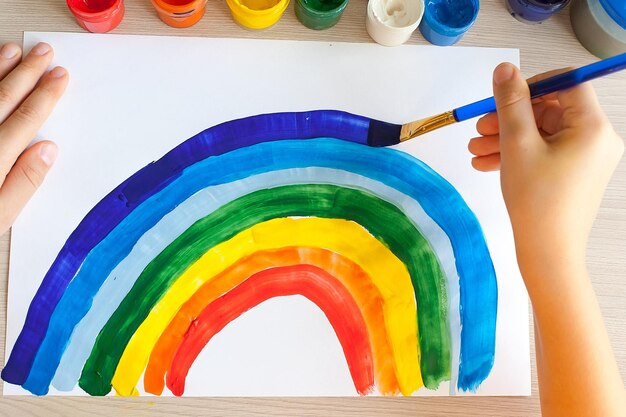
[66,0,125,33]
[151,0,208,28]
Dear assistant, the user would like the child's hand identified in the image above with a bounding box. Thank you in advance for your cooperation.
[469,63,624,270]
[0,42,68,236]
[470,64,626,417]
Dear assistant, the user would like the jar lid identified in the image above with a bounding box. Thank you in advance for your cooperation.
[600,0,626,30]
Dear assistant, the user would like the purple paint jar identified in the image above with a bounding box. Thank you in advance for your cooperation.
[506,0,570,23]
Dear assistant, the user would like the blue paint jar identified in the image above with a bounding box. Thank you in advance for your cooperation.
[506,0,570,24]
[418,0,479,46]
[571,0,626,58]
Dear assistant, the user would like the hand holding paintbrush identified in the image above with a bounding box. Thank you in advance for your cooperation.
[470,62,625,417]
[399,52,626,141]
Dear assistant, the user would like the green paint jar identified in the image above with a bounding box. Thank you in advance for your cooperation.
[295,0,349,30]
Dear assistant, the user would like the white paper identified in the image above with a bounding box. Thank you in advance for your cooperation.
[3,32,530,396]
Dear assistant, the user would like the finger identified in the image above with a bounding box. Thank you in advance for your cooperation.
[0,42,53,124]
[471,154,501,172]
[468,135,500,156]
[558,82,606,128]
[0,141,57,234]
[526,67,606,126]
[476,112,499,136]
[0,66,68,185]
[0,43,22,80]
[492,63,541,151]
[534,100,564,136]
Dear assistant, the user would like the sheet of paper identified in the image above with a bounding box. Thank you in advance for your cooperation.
[3,32,529,396]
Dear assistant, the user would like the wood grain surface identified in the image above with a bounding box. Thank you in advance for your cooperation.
[0,0,624,415]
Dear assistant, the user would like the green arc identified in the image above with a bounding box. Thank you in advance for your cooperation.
[79,183,451,395]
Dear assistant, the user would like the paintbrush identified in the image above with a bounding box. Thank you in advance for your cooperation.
[366,52,626,146]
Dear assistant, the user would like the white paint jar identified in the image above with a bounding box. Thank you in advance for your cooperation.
[366,0,425,47]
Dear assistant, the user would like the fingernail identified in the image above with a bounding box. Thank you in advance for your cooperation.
[31,42,51,56]
[50,67,66,79]
[40,143,58,167]
[494,63,515,85]
[0,43,20,60]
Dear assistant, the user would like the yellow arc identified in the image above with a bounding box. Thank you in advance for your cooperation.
[112,217,422,396]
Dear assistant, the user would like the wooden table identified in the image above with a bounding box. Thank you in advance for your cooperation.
[0,0,624,415]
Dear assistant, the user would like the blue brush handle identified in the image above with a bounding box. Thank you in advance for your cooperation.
[452,52,626,122]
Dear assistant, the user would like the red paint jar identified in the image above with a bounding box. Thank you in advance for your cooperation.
[66,0,125,33]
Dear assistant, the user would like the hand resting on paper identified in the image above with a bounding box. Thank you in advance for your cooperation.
[470,63,626,416]
[0,42,68,236]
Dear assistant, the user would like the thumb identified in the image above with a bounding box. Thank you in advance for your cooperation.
[0,141,57,234]
[492,63,540,150]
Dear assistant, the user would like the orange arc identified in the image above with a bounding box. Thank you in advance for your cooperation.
[143,246,400,395]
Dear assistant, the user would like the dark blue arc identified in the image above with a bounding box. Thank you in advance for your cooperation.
[2,110,494,393]
[2,110,372,386]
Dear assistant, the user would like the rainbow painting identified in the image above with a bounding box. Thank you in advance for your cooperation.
[1,110,497,397]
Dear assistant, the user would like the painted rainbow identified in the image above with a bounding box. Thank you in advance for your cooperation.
[2,111,497,396]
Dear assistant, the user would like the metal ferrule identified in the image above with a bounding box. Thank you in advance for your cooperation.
[399,111,456,141]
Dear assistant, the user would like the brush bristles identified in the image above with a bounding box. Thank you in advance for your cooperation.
[399,111,456,142]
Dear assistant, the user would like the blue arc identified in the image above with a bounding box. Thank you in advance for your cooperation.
[2,110,372,387]
[3,111,496,395]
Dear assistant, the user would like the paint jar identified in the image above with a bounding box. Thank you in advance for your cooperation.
[506,0,570,24]
[151,0,208,28]
[571,0,626,58]
[366,0,425,47]
[226,0,291,29]
[418,0,479,46]
[66,0,125,33]
[295,0,350,30]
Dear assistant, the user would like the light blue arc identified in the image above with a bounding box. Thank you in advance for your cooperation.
[51,166,461,393]
[23,138,495,395]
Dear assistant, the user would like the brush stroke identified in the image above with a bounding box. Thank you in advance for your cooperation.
[52,167,460,394]
[144,247,399,396]
[80,183,449,396]
[2,110,373,386]
[167,265,375,396]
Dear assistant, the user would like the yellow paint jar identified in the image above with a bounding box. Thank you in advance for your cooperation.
[226,0,290,29]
